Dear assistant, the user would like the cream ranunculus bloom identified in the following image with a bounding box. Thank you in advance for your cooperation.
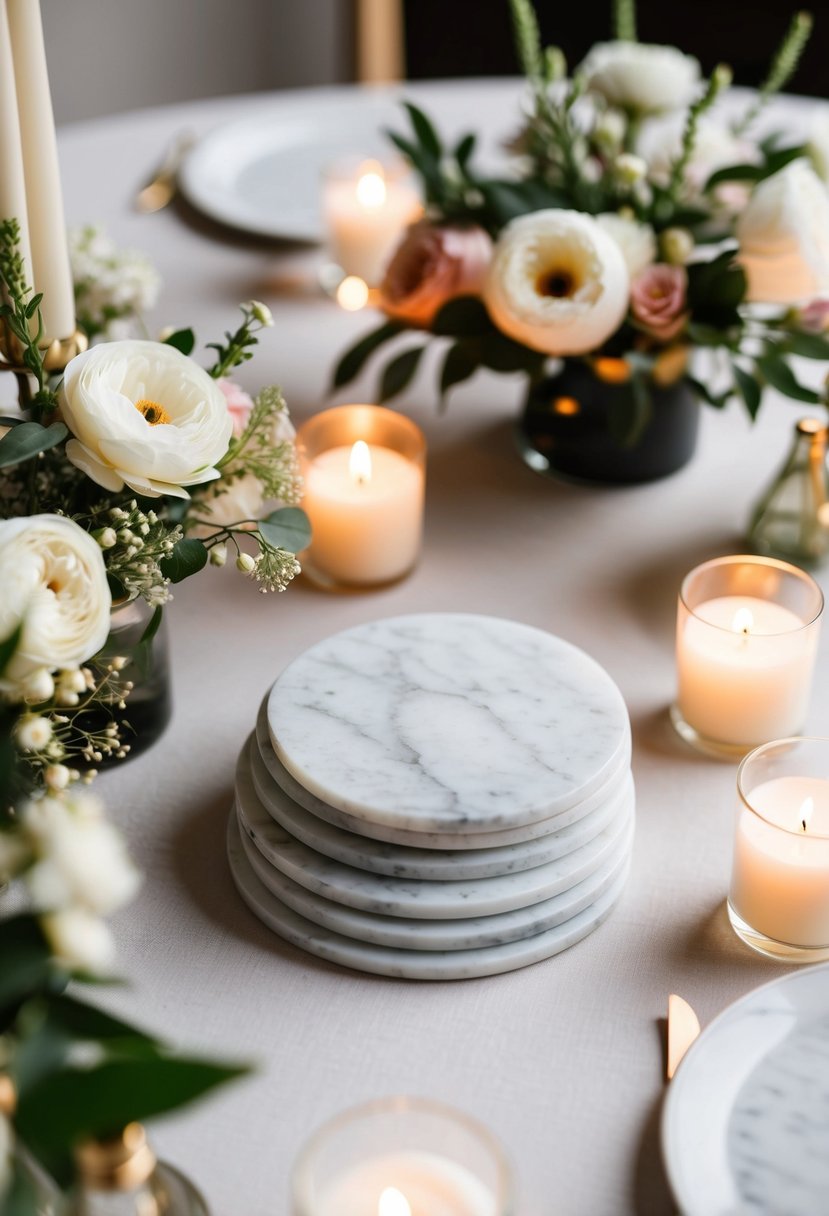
[0,514,112,692]
[596,213,656,277]
[737,160,829,304]
[61,340,233,498]
[580,42,700,115]
[484,210,630,356]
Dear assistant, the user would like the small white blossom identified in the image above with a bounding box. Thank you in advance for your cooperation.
[21,668,55,704]
[44,764,71,791]
[58,669,87,696]
[41,907,117,974]
[614,153,648,185]
[15,715,52,751]
[94,526,118,549]
[248,300,273,327]
[210,543,227,567]
[236,552,257,574]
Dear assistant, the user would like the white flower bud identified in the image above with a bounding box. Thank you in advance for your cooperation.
[59,668,87,695]
[56,691,80,708]
[615,153,648,185]
[45,763,71,790]
[248,299,273,327]
[94,527,118,549]
[661,227,694,265]
[236,552,257,574]
[110,656,128,671]
[41,908,116,974]
[593,109,626,152]
[15,715,52,751]
[210,543,228,568]
[22,668,55,704]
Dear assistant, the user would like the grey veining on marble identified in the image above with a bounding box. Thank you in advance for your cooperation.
[246,734,634,880]
[227,813,631,980]
[727,1011,829,1215]
[234,743,633,919]
[267,614,630,832]
[256,698,632,851]
[238,809,632,950]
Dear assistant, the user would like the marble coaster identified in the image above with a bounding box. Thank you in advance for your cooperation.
[255,699,632,850]
[238,808,633,951]
[227,813,630,980]
[234,743,633,919]
[245,734,635,880]
[267,614,630,833]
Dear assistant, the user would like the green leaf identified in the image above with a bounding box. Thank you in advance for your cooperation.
[259,506,311,554]
[0,623,22,681]
[479,334,544,375]
[403,101,443,160]
[2,1155,44,1216]
[757,354,821,404]
[439,342,480,402]
[0,415,24,427]
[608,377,653,448]
[378,346,425,403]
[431,296,492,337]
[733,364,763,418]
[686,250,747,311]
[162,328,196,356]
[686,376,731,409]
[0,916,56,1023]
[781,330,829,360]
[332,321,403,389]
[704,162,765,190]
[0,422,67,470]
[159,537,208,583]
[454,132,477,169]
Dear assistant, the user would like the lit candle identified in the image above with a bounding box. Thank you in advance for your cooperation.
[315,1153,497,1216]
[0,0,33,292]
[298,404,425,590]
[323,158,421,287]
[673,557,823,756]
[6,0,75,342]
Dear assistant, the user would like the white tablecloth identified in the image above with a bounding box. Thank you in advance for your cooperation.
[46,80,829,1216]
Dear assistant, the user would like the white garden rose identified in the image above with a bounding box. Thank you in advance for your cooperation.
[484,210,630,356]
[579,42,700,114]
[41,907,117,974]
[596,213,656,277]
[0,514,111,692]
[737,160,829,304]
[61,340,233,498]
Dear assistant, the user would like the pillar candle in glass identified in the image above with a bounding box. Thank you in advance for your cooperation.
[672,555,823,758]
[297,405,426,591]
[729,737,829,963]
[291,1096,513,1216]
[322,158,421,287]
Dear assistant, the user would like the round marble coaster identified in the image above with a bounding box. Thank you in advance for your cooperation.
[245,734,635,880]
[267,614,630,834]
[234,742,633,919]
[255,698,632,850]
[227,813,630,980]
[238,808,633,951]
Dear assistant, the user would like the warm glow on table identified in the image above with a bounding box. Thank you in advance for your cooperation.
[314,1153,497,1216]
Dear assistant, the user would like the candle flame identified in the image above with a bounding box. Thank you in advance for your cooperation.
[356,162,386,208]
[732,607,754,636]
[378,1188,412,1216]
[349,439,372,484]
[336,275,370,311]
[801,796,814,833]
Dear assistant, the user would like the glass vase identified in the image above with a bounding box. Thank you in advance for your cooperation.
[748,418,829,566]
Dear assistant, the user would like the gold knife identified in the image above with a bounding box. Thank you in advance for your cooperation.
[135,131,194,214]
[666,994,701,1081]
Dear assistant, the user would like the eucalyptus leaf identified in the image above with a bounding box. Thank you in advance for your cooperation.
[757,354,821,404]
[0,422,68,470]
[379,346,425,403]
[259,506,311,553]
[159,537,208,583]
[332,321,403,389]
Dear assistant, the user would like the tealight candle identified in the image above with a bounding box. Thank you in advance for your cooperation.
[297,404,426,590]
[323,158,421,287]
[729,737,829,963]
[291,1097,512,1216]
[672,556,823,757]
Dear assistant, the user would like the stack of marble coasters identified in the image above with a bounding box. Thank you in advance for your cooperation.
[227,613,634,980]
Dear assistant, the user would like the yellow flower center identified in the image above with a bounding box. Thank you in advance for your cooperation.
[135,398,171,426]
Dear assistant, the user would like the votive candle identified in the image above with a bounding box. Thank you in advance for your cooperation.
[323,158,421,287]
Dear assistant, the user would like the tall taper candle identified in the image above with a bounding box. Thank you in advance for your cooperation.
[7,0,75,342]
[0,0,33,297]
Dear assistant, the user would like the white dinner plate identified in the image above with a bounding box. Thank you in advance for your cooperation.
[662,963,829,1216]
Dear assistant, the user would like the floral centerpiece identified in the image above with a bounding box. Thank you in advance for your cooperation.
[335,0,829,483]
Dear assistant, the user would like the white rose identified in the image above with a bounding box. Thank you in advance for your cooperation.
[0,514,111,691]
[41,907,117,974]
[737,160,829,304]
[596,213,656,277]
[484,210,629,356]
[61,340,233,499]
[579,42,700,114]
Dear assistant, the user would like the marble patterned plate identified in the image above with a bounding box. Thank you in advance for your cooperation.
[246,734,634,879]
[234,742,633,919]
[267,614,630,833]
[227,813,630,980]
[238,808,633,950]
[255,699,632,850]
[662,963,829,1216]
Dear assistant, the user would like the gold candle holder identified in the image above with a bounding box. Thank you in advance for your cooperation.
[0,321,87,409]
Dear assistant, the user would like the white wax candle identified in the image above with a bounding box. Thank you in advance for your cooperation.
[323,162,420,286]
[676,595,817,746]
[0,0,33,292]
[7,0,75,342]
[315,1151,497,1216]
[730,776,829,947]
[303,441,424,586]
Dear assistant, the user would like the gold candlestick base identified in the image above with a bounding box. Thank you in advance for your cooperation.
[0,325,87,376]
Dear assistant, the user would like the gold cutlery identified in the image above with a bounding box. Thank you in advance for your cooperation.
[135,131,194,214]
[666,994,701,1081]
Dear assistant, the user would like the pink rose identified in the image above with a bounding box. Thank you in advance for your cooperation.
[218,378,255,438]
[796,298,829,333]
[630,263,688,342]
[380,222,493,327]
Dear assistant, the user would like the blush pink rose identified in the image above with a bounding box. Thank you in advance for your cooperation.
[630,263,688,342]
[380,222,493,327]
[218,378,255,438]
[796,298,829,333]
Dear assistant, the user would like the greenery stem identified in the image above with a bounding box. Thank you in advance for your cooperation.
[733,11,813,135]
[613,0,637,42]
[668,65,732,201]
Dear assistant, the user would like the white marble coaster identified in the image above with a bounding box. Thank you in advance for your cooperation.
[245,734,634,880]
[238,808,633,951]
[227,813,630,980]
[234,742,633,919]
[255,699,632,850]
[267,614,630,833]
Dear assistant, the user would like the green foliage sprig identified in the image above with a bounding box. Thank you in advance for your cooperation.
[613,0,637,42]
[734,10,813,135]
[0,220,59,417]
[207,300,273,379]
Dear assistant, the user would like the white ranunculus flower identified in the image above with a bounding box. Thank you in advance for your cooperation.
[737,160,829,304]
[484,210,630,356]
[0,514,111,691]
[596,213,656,277]
[61,341,233,499]
[580,42,700,114]
[41,907,117,974]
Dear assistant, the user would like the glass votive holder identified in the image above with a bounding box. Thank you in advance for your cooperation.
[291,1096,514,1216]
[671,555,823,758]
[729,737,829,963]
[297,404,426,592]
[322,156,421,289]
